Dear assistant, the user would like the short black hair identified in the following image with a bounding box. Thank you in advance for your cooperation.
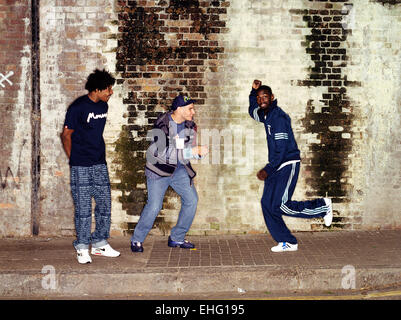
[257,85,273,96]
[85,69,115,92]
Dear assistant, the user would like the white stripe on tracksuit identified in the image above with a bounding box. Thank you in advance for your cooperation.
[279,163,329,216]
[253,107,260,122]
[274,133,288,140]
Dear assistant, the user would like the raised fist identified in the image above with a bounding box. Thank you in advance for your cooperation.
[252,79,262,90]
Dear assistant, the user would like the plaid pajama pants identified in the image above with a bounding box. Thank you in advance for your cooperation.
[70,164,111,250]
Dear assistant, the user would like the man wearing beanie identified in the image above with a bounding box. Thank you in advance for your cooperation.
[130,95,208,253]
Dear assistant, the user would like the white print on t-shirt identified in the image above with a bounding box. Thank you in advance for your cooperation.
[87,112,107,123]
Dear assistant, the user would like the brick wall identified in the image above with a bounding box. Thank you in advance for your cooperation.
[345,0,401,229]
[291,1,360,230]
[0,0,400,237]
[0,0,32,237]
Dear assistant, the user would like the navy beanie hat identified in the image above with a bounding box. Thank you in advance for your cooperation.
[171,95,196,111]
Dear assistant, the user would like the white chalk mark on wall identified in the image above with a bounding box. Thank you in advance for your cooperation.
[0,71,14,88]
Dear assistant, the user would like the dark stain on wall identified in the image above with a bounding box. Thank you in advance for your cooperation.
[114,0,227,234]
[290,1,361,229]
[374,0,401,5]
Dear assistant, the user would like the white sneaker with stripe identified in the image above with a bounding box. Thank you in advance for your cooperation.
[323,198,333,227]
[91,244,120,257]
[77,249,92,264]
[271,242,298,252]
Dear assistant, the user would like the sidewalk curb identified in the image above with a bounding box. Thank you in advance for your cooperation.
[2,265,401,297]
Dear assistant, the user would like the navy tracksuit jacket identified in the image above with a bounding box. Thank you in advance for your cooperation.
[249,88,329,244]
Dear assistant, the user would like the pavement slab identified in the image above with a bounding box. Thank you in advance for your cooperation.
[0,230,401,298]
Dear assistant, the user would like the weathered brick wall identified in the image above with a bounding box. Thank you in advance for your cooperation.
[345,0,401,229]
[0,0,400,238]
[0,0,32,237]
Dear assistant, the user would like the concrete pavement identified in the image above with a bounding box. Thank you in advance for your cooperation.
[1,230,401,299]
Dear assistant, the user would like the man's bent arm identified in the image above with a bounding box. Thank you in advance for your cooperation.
[249,88,263,122]
[61,127,74,159]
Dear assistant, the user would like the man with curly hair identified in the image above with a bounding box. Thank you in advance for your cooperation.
[61,69,120,264]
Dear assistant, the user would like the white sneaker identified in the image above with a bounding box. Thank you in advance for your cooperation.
[91,244,121,257]
[271,242,298,252]
[77,249,92,264]
[323,198,333,227]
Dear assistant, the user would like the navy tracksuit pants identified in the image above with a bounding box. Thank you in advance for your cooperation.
[261,162,328,244]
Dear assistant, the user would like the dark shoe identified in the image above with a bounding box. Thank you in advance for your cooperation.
[168,236,195,249]
[131,241,144,253]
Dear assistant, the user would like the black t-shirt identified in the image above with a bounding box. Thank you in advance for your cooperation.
[63,95,108,167]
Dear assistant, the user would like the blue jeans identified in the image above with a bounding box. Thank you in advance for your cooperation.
[131,166,198,243]
[70,164,111,250]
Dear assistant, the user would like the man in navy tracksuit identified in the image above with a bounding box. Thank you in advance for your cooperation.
[249,80,333,252]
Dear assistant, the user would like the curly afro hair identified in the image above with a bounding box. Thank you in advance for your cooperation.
[85,69,115,92]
